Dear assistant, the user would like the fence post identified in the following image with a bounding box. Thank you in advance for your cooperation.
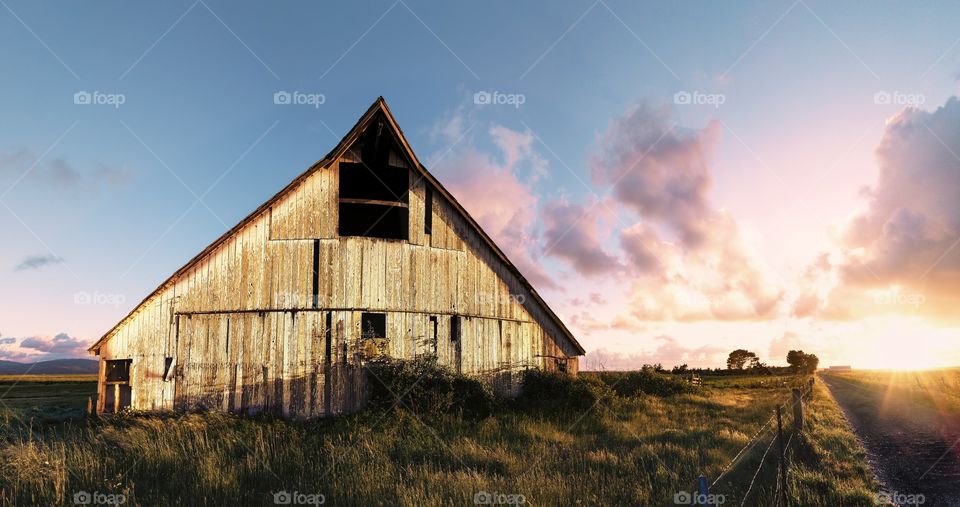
[87,396,93,416]
[807,378,814,399]
[777,405,789,506]
[792,388,803,431]
[696,474,710,506]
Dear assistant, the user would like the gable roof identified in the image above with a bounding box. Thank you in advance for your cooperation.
[89,97,584,355]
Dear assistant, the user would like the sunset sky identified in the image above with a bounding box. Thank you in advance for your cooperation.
[1,1,958,369]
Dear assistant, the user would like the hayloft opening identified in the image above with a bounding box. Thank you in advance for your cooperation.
[338,119,410,240]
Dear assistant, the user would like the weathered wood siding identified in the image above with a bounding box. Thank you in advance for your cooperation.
[97,153,579,416]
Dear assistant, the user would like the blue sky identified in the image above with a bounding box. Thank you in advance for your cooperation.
[2,1,960,367]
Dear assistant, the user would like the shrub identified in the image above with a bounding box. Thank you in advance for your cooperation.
[594,368,695,397]
[517,369,615,413]
[365,357,495,419]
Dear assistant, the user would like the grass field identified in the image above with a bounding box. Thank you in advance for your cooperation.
[0,375,97,422]
[0,370,878,506]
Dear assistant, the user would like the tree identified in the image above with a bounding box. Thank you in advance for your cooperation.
[727,349,759,370]
[786,350,820,373]
[672,364,689,374]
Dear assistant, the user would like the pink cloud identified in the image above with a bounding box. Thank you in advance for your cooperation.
[541,196,621,276]
[589,102,782,321]
[799,96,960,322]
[433,123,559,290]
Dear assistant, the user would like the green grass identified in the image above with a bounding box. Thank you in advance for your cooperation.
[0,371,878,506]
[0,375,97,422]
[822,368,960,417]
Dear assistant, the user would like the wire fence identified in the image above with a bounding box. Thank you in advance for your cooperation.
[681,377,815,507]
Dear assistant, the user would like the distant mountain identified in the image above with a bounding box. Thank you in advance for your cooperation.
[0,358,98,375]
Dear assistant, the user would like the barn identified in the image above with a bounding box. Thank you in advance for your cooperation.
[88,97,584,417]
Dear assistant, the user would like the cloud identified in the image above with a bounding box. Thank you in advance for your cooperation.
[0,332,89,361]
[768,331,808,360]
[588,101,782,321]
[19,332,88,356]
[803,97,960,322]
[541,196,621,276]
[591,102,719,248]
[583,335,726,370]
[13,254,64,271]
[0,146,133,189]
[431,121,559,290]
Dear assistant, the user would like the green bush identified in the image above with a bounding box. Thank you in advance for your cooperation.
[593,368,695,397]
[517,369,615,413]
[365,356,495,419]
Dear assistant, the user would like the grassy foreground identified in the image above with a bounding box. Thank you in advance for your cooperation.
[0,370,877,506]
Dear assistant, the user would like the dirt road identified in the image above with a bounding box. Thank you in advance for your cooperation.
[821,373,960,506]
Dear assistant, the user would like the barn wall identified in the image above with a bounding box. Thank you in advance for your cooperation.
[97,153,578,416]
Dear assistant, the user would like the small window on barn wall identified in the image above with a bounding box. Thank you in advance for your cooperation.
[429,316,438,355]
[105,359,132,382]
[360,312,387,360]
[162,357,174,382]
[450,315,461,342]
[338,119,410,240]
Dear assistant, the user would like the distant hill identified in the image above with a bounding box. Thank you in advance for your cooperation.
[0,358,98,375]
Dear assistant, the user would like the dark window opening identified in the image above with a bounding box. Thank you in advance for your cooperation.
[104,359,132,413]
[338,131,410,240]
[325,312,333,363]
[450,315,461,342]
[362,312,387,339]
[339,202,408,240]
[105,359,132,383]
[429,316,438,355]
[339,162,408,202]
[312,240,320,308]
[162,357,174,382]
[424,184,433,234]
[556,358,569,374]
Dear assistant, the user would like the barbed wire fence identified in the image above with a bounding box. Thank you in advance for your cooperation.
[678,377,815,507]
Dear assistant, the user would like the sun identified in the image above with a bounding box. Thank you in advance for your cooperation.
[852,316,952,371]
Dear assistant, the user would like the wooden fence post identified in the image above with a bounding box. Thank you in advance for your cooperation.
[87,396,93,417]
[807,378,814,399]
[777,405,789,506]
[792,388,803,431]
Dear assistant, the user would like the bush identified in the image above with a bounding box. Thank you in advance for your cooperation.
[365,357,495,419]
[594,368,695,397]
[517,369,615,413]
